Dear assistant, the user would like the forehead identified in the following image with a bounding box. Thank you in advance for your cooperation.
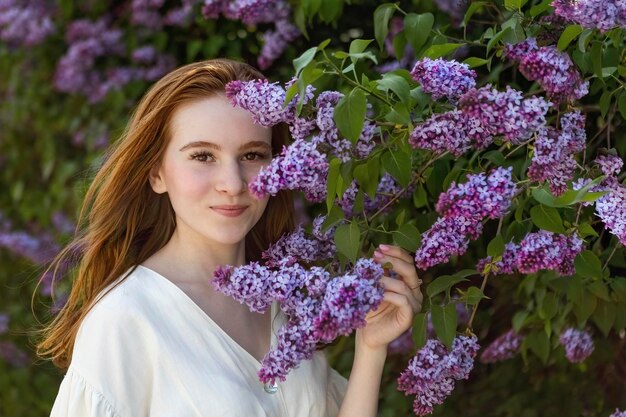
[168,94,272,147]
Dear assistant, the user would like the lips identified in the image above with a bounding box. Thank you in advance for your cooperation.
[211,205,249,218]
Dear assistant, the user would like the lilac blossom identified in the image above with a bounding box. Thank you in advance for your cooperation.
[262,223,336,267]
[609,410,626,417]
[480,329,524,363]
[505,38,589,102]
[595,183,626,245]
[0,0,55,47]
[528,111,586,195]
[458,85,551,144]
[476,242,519,276]
[213,262,277,312]
[433,0,468,24]
[131,0,164,29]
[249,139,328,202]
[559,328,594,363]
[517,231,584,276]
[436,167,517,222]
[339,173,413,217]
[409,110,489,156]
[0,341,29,367]
[410,58,476,102]
[0,229,59,264]
[226,79,296,126]
[258,20,300,70]
[397,335,479,416]
[552,0,626,32]
[594,154,624,177]
[414,216,474,270]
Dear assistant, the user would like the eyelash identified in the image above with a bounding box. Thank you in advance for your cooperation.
[189,150,269,163]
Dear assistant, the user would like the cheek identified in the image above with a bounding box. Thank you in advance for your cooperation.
[167,165,212,199]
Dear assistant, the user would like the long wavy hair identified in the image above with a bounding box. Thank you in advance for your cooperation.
[36,59,295,369]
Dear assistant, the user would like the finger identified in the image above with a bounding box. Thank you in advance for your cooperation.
[373,251,421,290]
[380,276,420,313]
[380,292,414,323]
[378,244,414,264]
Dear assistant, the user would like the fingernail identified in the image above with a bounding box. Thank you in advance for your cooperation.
[374,250,383,258]
[379,244,389,251]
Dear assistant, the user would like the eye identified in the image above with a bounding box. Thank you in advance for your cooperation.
[190,150,215,163]
[242,152,269,161]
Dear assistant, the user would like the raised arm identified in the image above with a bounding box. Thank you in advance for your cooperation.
[338,245,423,417]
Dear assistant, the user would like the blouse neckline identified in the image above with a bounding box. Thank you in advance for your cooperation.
[136,264,276,367]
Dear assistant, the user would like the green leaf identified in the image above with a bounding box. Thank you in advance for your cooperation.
[578,222,599,238]
[333,222,361,263]
[524,330,550,364]
[348,39,377,64]
[578,29,594,52]
[574,250,603,279]
[462,1,487,27]
[539,293,558,320]
[530,205,566,233]
[592,300,616,337]
[591,42,603,78]
[600,90,611,118]
[413,184,428,208]
[412,312,428,350]
[381,148,411,187]
[463,57,490,68]
[487,235,505,258]
[431,303,457,349]
[374,3,397,51]
[487,27,512,54]
[587,281,611,301]
[392,223,421,252]
[354,161,379,199]
[530,0,552,16]
[512,310,529,332]
[334,87,367,144]
[557,24,583,51]
[404,13,434,54]
[504,0,526,10]
[293,46,318,76]
[326,158,342,211]
[573,292,597,324]
[422,43,463,59]
[427,275,469,298]
[377,73,410,104]
[465,286,488,305]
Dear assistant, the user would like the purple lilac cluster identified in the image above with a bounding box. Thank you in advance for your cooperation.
[415,167,517,270]
[458,85,552,145]
[0,229,59,264]
[409,110,487,156]
[261,220,336,267]
[477,231,583,276]
[505,38,589,103]
[595,154,624,177]
[213,258,384,383]
[130,0,199,28]
[249,139,328,202]
[0,341,28,367]
[397,335,479,416]
[338,173,413,217]
[609,410,626,417]
[479,329,524,363]
[527,111,586,195]
[0,313,8,335]
[559,328,594,363]
[0,0,54,47]
[552,0,626,32]
[595,183,626,246]
[410,58,476,102]
[226,79,297,126]
[313,91,377,161]
[202,0,298,69]
[433,0,468,24]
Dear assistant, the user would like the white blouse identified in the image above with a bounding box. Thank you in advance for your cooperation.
[50,265,348,417]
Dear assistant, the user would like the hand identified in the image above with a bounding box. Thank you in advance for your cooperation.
[358,244,423,352]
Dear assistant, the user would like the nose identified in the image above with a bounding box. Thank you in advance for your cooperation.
[214,159,248,195]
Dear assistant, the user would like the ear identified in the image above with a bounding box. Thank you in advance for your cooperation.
[148,163,167,194]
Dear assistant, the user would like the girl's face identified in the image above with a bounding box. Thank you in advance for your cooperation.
[149,93,272,247]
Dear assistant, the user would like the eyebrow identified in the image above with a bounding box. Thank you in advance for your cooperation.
[179,140,271,152]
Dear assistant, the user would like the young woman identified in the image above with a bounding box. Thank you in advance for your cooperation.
[38,58,423,417]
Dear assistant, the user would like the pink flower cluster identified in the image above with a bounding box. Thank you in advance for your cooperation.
[410,58,477,102]
[552,0,626,32]
[527,111,586,195]
[559,328,594,363]
[415,167,517,270]
[397,335,480,416]
[477,230,584,276]
[479,329,524,363]
[505,38,589,103]
[202,0,298,69]
[212,258,384,384]
[0,0,54,47]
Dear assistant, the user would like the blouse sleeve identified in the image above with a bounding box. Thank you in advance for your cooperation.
[50,367,121,417]
[326,365,349,416]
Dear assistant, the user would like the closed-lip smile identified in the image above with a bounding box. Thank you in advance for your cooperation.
[211,205,249,217]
